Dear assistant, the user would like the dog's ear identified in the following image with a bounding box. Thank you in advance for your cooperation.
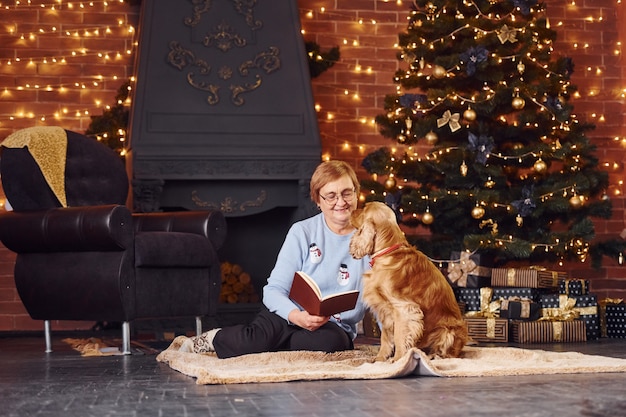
[350,218,376,258]
[350,208,364,228]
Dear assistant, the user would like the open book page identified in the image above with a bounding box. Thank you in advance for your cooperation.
[289,271,359,316]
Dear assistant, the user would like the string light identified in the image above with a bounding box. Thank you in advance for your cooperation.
[0,1,136,129]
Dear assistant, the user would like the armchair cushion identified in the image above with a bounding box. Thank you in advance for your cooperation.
[134,231,214,267]
[0,205,133,253]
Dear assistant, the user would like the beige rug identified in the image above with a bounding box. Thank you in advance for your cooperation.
[156,336,626,384]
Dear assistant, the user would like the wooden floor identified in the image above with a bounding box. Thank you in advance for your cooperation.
[2,330,626,417]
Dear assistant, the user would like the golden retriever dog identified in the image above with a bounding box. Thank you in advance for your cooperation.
[350,201,468,361]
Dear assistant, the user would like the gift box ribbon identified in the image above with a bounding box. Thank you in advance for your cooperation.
[599,298,624,337]
[540,294,598,321]
[500,296,533,318]
[552,322,564,342]
[506,266,560,287]
[465,287,500,338]
[447,252,491,286]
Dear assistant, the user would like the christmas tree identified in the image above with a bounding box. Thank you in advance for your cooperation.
[361,0,625,267]
[85,80,132,156]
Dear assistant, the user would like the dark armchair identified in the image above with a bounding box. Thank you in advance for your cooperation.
[0,127,226,354]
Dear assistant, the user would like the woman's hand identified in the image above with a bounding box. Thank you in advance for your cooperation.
[288,309,330,332]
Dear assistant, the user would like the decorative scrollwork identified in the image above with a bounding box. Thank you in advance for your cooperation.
[167,41,210,74]
[233,0,262,31]
[191,190,267,213]
[230,74,261,106]
[186,72,220,104]
[203,21,247,52]
[184,0,212,27]
[239,46,281,76]
[171,2,277,107]
[184,0,261,31]
[168,41,219,104]
[239,190,266,211]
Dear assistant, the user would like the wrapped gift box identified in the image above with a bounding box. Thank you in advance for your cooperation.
[559,279,590,296]
[605,303,626,338]
[465,317,508,343]
[511,320,586,343]
[499,298,541,321]
[539,294,600,340]
[447,251,492,288]
[454,288,482,312]
[492,287,542,302]
[491,267,566,289]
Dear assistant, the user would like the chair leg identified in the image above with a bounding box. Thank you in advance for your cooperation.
[121,321,131,355]
[44,320,52,353]
[195,316,202,336]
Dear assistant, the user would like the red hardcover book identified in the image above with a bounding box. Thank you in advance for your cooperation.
[289,271,359,316]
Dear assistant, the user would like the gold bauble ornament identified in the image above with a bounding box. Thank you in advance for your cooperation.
[485,177,495,188]
[463,108,476,121]
[516,214,523,227]
[432,65,447,79]
[422,211,434,224]
[425,131,438,145]
[471,206,485,219]
[533,158,547,174]
[569,195,583,208]
[385,177,396,189]
[517,62,526,74]
[512,96,526,110]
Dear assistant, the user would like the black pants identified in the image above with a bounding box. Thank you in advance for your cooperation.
[213,308,354,359]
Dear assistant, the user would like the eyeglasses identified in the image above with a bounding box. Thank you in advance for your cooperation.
[319,189,356,205]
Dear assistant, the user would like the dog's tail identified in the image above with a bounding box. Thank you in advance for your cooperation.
[426,324,468,358]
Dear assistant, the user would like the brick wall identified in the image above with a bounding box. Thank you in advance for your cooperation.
[0,1,624,331]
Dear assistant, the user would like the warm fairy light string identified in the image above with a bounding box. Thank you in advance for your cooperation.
[0,1,124,10]
[301,2,626,147]
[0,0,135,140]
[0,0,623,150]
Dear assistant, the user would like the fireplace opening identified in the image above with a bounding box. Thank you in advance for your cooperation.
[218,206,299,297]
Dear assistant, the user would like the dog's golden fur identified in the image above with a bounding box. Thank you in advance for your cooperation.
[350,202,468,361]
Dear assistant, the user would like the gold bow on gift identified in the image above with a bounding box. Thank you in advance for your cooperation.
[465,288,500,318]
[447,252,491,287]
[599,298,624,306]
[465,288,501,339]
[540,295,580,321]
[437,110,461,132]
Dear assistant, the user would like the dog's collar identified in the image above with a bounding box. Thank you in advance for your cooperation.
[369,243,403,267]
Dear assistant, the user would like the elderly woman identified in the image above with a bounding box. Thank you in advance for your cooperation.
[181,160,369,358]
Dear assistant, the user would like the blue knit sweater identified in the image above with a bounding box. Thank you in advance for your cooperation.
[262,212,370,340]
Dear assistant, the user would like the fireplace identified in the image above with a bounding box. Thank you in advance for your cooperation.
[127,1,321,320]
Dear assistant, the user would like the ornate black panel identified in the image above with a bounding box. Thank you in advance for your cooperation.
[128,0,321,215]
